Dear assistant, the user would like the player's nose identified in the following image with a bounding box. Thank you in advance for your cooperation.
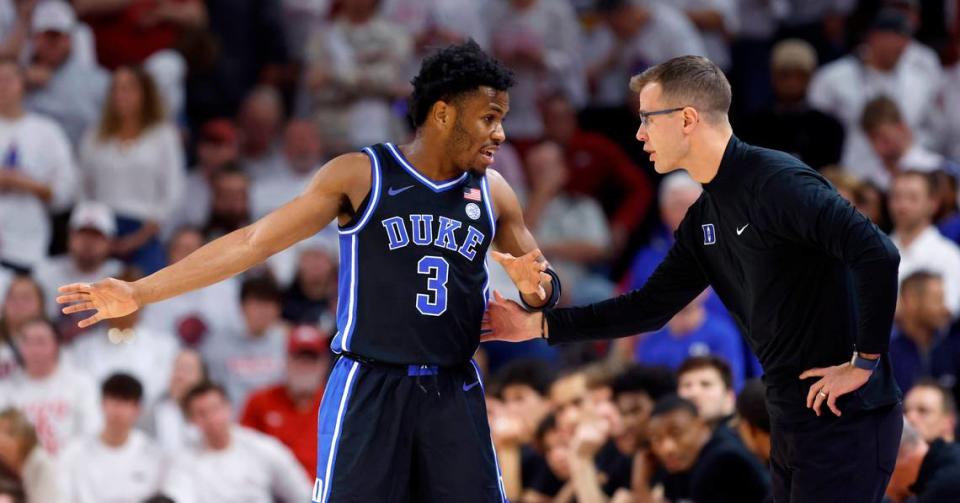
[492,122,506,143]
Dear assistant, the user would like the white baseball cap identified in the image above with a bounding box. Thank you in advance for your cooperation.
[32,1,77,34]
[69,201,116,238]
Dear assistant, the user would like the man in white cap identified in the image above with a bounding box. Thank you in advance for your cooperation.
[24,0,108,147]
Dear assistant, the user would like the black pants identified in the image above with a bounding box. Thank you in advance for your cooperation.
[311,355,506,503]
[770,402,903,503]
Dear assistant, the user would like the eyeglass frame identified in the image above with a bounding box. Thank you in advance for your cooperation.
[638,106,686,127]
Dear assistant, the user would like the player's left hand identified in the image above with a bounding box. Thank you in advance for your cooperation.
[481,290,541,343]
[491,248,551,300]
[800,363,872,417]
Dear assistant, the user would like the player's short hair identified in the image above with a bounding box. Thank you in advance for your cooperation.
[407,40,515,128]
[650,394,699,419]
[630,55,732,122]
[901,270,942,298]
[240,275,282,305]
[101,372,144,403]
[181,380,229,414]
[612,365,677,401]
[678,355,734,391]
[911,377,958,416]
[493,359,555,397]
[736,379,770,433]
[860,95,904,133]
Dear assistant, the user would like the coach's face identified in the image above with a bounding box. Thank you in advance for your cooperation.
[444,86,508,175]
[636,83,689,175]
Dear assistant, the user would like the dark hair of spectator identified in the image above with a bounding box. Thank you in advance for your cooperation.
[650,394,699,419]
[98,66,166,140]
[407,40,515,128]
[493,359,555,397]
[911,377,958,416]
[736,379,770,433]
[181,380,229,414]
[860,95,903,133]
[101,372,144,403]
[240,276,283,304]
[630,55,732,122]
[142,494,176,503]
[894,170,938,198]
[534,412,558,450]
[212,162,249,183]
[612,365,677,401]
[678,355,734,391]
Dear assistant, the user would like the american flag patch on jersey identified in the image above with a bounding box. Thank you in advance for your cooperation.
[463,188,482,201]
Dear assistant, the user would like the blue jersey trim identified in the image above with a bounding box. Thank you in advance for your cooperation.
[385,142,468,192]
[340,147,383,235]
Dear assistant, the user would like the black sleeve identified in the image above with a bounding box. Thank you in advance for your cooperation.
[756,169,900,354]
[545,227,709,344]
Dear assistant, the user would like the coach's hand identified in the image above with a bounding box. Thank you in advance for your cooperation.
[491,249,551,300]
[56,278,140,328]
[481,290,541,343]
[800,363,872,417]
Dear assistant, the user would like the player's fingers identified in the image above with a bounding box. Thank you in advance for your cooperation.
[537,285,546,300]
[56,293,89,305]
[490,251,512,264]
[493,290,506,303]
[827,393,842,417]
[62,302,97,315]
[78,313,102,328]
[58,282,91,294]
[799,367,827,379]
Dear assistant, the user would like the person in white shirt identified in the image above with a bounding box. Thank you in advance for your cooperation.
[889,171,960,317]
[79,66,185,275]
[32,201,123,340]
[648,0,737,71]
[0,407,61,503]
[251,120,325,219]
[939,59,960,162]
[141,348,206,452]
[59,373,166,503]
[163,381,311,503]
[0,57,76,271]
[0,318,101,455]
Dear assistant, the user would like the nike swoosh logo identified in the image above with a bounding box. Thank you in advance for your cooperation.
[462,381,480,392]
[388,185,414,196]
[736,224,750,235]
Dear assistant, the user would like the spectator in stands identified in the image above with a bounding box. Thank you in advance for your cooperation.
[300,0,411,152]
[904,378,957,444]
[381,0,486,78]
[496,359,555,446]
[59,373,165,503]
[235,86,283,180]
[735,379,771,465]
[887,420,960,502]
[167,119,240,236]
[587,0,704,109]
[141,348,205,451]
[856,179,892,231]
[0,407,59,503]
[653,0,738,71]
[0,276,44,378]
[140,226,242,347]
[940,48,960,162]
[278,0,331,66]
[641,395,770,503]
[738,39,845,170]
[80,66,185,275]
[163,381,311,503]
[635,292,746,390]
[251,120,325,219]
[677,356,736,425]
[889,171,960,316]
[539,92,653,256]
[241,325,329,475]
[610,364,676,455]
[861,97,950,189]
[889,271,957,392]
[203,164,250,240]
[0,0,35,58]
[522,142,614,305]
[203,276,288,408]
[0,318,101,454]
[73,0,206,70]
[23,1,109,147]
[0,57,76,272]
[32,201,122,340]
[487,0,585,143]
[281,237,337,326]
[808,9,942,190]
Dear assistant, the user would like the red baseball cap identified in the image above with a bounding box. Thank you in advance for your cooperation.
[199,119,238,145]
[288,325,330,355]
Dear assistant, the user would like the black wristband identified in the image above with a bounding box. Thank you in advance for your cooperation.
[520,268,562,312]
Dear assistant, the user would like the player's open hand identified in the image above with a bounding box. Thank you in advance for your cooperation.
[481,290,541,343]
[56,278,140,328]
[800,363,872,417]
[491,248,551,300]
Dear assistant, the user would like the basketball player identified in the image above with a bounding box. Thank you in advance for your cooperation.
[58,41,560,502]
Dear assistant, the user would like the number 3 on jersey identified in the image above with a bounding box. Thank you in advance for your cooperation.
[416,256,449,316]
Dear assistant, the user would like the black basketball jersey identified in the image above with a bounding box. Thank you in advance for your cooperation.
[330,143,496,366]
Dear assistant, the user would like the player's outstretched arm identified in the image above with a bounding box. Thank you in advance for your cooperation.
[57,153,371,327]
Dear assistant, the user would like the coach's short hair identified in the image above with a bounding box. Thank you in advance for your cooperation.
[630,55,732,122]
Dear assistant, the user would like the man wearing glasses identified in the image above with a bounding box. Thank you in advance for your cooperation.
[485,56,903,503]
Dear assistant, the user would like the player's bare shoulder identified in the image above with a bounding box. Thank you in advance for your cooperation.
[303,151,373,206]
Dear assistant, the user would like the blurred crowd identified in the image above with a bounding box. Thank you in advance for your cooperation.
[0,0,959,501]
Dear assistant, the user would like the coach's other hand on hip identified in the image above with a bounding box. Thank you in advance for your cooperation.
[800,358,876,417]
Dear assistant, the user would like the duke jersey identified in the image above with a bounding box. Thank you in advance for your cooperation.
[330,143,496,366]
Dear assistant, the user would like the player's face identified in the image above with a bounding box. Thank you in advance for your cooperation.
[648,410,707,473]
[904,386,954,443]
[445,87,508,175]
[635,83,688,175]
[678,367,734,421]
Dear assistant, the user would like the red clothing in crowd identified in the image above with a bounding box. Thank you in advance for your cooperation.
[240,384,325,475]
[81,0,198,69]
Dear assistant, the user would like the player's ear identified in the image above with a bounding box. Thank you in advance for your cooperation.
[431,100,455,130]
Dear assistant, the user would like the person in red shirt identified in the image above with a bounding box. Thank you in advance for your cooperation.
[240,324,329,475]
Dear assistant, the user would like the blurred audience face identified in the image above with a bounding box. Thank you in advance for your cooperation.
[69,228,111,271]
[102,397,141,437]
[2,277,43,332]
[242,297,281,336]
[648,408,710,473]
[541,95,577,145]
[197,138,240,174]
[615,391,655,451]
[854,183,886,226]
[187,389,232,448]
[168,350,205,401]
[238,88,282,156]
[15,320,59,378]
[865,32,909,72]
[898,275,951,334]
[889,174,936,232]
[636,83,688,175]
[771,68,810,104]
[283,121,323,174]
[0,418,22,469]
[168,228,205,264]
[32,30,72,68]
[0,62,24,113]
[110,68,144,122]
[550,372,589,436]
[661,185,702,233]
[296,247,336,297]
[867,121,911,166]
[286,351,327,398]
[678,367,734,422]
[210,171,250,224]
[502,382,551,437]
[606,5,647,40]
[904,385,956,443]
[542,423,572,480]
[342,0,379,20]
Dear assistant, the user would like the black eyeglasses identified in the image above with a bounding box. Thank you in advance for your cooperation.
[638,107,685,127]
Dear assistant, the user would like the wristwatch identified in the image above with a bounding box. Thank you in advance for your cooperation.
[851,352,880,371]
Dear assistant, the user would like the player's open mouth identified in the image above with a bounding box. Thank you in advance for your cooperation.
[480,146,498,165]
